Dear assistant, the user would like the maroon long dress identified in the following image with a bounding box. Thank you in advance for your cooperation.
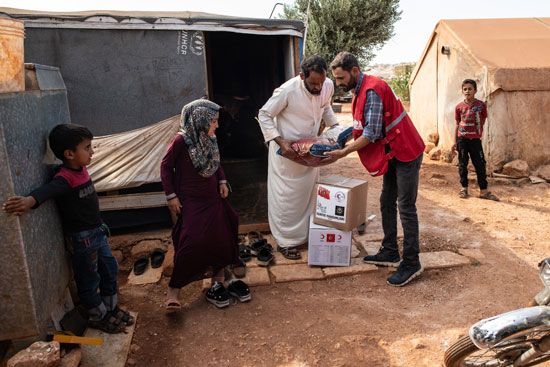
[160,134,240,288]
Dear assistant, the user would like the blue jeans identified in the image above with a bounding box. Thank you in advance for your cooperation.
[67,226,118,320]
[380,154,423,266]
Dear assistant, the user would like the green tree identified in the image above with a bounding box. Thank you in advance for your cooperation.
[388,63,414,102]
[281,0,401,66]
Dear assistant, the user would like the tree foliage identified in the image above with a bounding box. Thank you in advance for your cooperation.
[388,63,414,102]
[281,0,401,67]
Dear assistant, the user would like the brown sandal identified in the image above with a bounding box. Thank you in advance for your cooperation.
[165,299,182,311]
[479,191,499,201]
[277,246,302,260]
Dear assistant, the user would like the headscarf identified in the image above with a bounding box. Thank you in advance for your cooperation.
[179,99,221,178]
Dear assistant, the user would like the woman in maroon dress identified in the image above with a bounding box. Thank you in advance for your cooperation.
[161,99,250,310]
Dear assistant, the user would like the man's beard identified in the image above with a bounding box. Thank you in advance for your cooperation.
[305,83,322,95]
[342,73,358,92]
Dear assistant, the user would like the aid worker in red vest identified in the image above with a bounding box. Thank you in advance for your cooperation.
[325,52,425,287]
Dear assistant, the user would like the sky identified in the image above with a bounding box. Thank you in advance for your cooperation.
[1,0,549,64]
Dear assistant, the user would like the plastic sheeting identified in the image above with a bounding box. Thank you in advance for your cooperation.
[87,115,180,192]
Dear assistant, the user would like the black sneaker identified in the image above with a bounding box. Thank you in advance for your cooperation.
[387,262,423,287]
[363,247,401,267]
[227,280,251,302]
[257,246,274,267]
[205,282,231,308]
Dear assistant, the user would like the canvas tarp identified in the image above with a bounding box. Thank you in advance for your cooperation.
[87,115,180,192]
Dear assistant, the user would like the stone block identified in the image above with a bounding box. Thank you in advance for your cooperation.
[458,249,485,261]
[7,341,60,367]
[424,142,435,154]
[273,249,308,266]
[420,251,470,269]
[130,240,166,257]
[269,264,325,283]
[502,159,529,178]
[428,147,442,161]
[237,267,271,286]
[127,265,163,285]
[81,312,137,367]
[322,259,377,278]
[60,348,81,367]
[535,164,550,181]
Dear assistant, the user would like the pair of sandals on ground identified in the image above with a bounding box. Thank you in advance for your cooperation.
[133,248,166,275]
[459,188,499,201]
[239,231,302,265]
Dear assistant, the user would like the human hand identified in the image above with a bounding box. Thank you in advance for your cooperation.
[323,148,347,161]
[276,138,299,161]
[2,196,36,216]
[219,183,229,198]
[167,197,182,216]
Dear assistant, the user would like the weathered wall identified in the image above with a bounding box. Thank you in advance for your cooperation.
[0,90,71,340]
[487,90,550,168]
[409,36,438,140]
[24,28,207,135]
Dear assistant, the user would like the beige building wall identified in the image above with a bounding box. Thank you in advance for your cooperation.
[409,38,438,140]
[487,90,550,168]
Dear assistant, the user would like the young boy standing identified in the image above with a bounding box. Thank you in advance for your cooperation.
[453,79,498,201]
[2,124,133,333]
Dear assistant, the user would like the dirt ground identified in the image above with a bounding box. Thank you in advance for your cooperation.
[116,107,550,367]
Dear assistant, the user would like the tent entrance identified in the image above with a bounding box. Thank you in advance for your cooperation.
[205,32,289,224]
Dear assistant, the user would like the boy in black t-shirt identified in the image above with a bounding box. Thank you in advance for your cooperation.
[2,124,132,333]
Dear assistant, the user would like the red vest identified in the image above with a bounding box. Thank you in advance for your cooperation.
[352,74,425,176]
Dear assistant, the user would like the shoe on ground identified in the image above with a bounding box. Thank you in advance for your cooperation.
[387,262,423,287]
[257,246,274,267]
[227,279,251,302]
[205,282,231,308]
[357,222,366,235]
[88,312,126,334]
[363,247,401,267]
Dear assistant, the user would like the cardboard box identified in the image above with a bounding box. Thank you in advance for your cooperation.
[308,216,352,267]
[314,175,368,231]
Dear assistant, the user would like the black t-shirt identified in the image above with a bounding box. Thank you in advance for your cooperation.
[29,165,102,234]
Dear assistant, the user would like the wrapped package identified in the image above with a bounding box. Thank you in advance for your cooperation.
[277,126,353,166]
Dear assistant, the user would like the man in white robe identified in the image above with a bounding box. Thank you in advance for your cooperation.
[258,55,338,259]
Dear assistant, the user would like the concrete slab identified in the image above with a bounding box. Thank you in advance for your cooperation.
[322,258,378,278]
[458,248,485,261]
[127,266,163,285]
[269,264,325,283]
[420,251,471,269]
[237,267,271,287]
[273,250,308,266]
[80,312,137,367]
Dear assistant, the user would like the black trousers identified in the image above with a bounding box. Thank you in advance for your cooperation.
[457,138,487,190]
[380,154,423,266]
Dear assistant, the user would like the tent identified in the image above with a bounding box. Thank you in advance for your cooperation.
[409,18,550,170]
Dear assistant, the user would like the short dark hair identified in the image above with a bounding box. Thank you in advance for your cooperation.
[49,124,93,161]
[462,79,477,90]
[330,52,360,72]
[301,55,327,78]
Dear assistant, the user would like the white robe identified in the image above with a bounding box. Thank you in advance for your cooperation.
[258,76,338,247]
